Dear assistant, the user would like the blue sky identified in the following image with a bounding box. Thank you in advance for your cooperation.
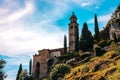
[0,0,120,80]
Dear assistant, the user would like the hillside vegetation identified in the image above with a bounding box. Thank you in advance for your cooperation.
[64,50,120,80]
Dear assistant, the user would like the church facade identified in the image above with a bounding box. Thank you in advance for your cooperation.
[32,12,79,79]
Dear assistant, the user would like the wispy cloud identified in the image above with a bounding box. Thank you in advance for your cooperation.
[81,2,91,7]
[67,0,103,8]
[0,1,34,24]
[0,0,65,56]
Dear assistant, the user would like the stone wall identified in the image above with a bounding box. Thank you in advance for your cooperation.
[32,49,50,79]
[32,48,67,79]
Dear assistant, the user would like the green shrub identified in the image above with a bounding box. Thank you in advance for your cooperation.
[98,40,107,47]
[81,52,91,59]
[94,46,106,56]
[58,52,80,63]
[107,40,113,46]
[24,76,33,80]
[79,57,90,65]
[50,63,71,80]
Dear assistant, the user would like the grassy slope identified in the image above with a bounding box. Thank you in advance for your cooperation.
[64,51,120,80]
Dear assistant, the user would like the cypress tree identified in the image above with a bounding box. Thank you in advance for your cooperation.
[94,14,99,42]
[29,59,32,75]
[64,35,67,53]
[16,64,22,80]
[79,22,93,51]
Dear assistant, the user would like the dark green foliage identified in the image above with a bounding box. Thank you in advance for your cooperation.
[94,46,106,56]
[99,21,110,41]
[98,40,108,47]
[78,57,90,65]
[79,22,94,52]
[16,64,22,80]
[29,59,32,75]
[0,59,6,80]
[81,52,91,59]
[113,33,118,43]
[117,4,120,10]
[64,35,67,54]
[107,40,113,46]
[94,14,100,42]
[24,76,33,80]
[50,63,71,80]
[58,53,78,63]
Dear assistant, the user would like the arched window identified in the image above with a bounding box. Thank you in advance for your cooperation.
[36,62,40,78]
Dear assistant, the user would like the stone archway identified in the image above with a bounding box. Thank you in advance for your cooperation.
[35,62,40,78]
[47,58,54,74]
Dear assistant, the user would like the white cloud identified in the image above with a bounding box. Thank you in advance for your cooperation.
[0,8,9,15]
[88,14,111,24]
[0,1,34,24]
[0,0,69,57]
[81,2,91,7]
[0,21,66,56]
[67,0,102,8]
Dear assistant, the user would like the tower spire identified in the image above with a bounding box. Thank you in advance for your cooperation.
[70,12,77,23]
[68,12,79,52]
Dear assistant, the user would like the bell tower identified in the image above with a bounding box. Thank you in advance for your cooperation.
[69,12,79,52]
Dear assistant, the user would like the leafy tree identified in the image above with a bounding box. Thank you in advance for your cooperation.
[19,69,28,80]
[79,22,94,51]
[94,14,99,42]
[64,35,67,54]
[29,59,32,75]
[16,64,22,80]
[50,63,71,80]
[19,69,33,80]
[0,59,6,80]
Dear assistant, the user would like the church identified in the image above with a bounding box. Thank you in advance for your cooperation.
[32,12,79,79]
[32,4,120,79]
